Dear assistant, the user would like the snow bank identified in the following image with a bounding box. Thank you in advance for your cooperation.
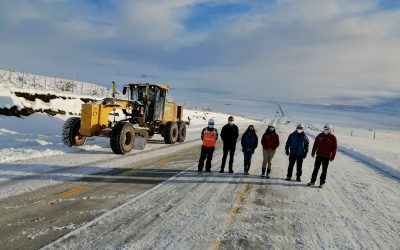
[339,145,400,179]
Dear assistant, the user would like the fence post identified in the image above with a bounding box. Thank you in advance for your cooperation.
[89,84,92,95]
[54,77,57,91]
[33,75,36,89]
[21,71,24,87]
[9,69,12,81]
[44,76,47,90]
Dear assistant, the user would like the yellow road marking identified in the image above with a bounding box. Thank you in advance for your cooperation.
[240,186,257,222]
[210,181,250,250]
[58,186,87,197]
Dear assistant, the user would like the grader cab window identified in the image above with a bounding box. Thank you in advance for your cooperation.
[130,88,145,103]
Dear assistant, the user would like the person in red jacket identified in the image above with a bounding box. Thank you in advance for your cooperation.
[308,123,337,188]
[260,123,280,178]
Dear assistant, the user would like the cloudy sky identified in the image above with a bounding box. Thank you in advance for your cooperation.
[0,0,399,105]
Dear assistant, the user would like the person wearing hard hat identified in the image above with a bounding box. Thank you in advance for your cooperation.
[198,118,219,172]
[261,123,280,178]
[220,116,239,173]
[285,123,309,181]
[308,123,338,188]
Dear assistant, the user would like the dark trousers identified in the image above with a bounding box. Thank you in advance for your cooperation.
[198,146,215,171]
[243,150,253,170]
[287,155,303,178]
[311,156,330,184]
[221,145,236,170]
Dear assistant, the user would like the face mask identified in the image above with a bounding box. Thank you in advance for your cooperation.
[268,127,274,131]
[297,129,303,133]
[323,130,329,135]
[228,121,234,125]
[208,125,214,128]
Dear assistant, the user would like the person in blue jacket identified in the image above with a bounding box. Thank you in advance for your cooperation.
[285,123,309,181]
[241,125,258,175]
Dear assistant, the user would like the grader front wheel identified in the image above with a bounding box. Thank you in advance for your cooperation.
[62,117,86,147]
[110,122,135,154]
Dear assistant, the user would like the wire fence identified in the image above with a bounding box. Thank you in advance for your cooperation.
[0,69,124,99]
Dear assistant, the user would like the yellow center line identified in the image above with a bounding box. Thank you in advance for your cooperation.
[240,186,257,222]
[210,180,250,250]
[58,186,88,197]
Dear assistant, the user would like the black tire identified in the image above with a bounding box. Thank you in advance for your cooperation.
[110,122,135,154]
[62,117,86,147]
[177,121,186,143]
[164,121,179,144]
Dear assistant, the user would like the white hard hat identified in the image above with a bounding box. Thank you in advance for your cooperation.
[324,123,333,129]
[296,123,305,129]
[269,122,276,128]
[208,118,215,126]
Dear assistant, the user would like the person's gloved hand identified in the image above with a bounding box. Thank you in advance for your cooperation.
[303,154,307,159]
[330,158,334,162]
[285,149,289,156]
[311,153,315,158]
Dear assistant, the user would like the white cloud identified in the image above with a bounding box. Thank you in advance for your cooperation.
[0,0,399,105]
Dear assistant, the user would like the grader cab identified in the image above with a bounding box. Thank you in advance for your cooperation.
[62,83,188,154]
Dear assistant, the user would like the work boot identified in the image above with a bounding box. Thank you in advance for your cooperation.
[229,167,234,173]
[205,169,212,173]
[261,168,265,177]
[319,183,325,188]
[296,177,301,182]
[285,177,291,181]
[307,182,315,186]
[219,169,224,173]
[265,174,270,179]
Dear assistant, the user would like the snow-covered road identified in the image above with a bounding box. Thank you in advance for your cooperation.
[45,124,400,250]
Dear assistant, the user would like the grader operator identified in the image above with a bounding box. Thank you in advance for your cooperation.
[62,83,188,154]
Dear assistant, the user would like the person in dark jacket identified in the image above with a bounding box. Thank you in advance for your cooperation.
[261,123,280,178]
[308,123,337,188]
[241,125,258,175]
[285,123,309,181]
[220,116,239,173]
[198,118,218,173]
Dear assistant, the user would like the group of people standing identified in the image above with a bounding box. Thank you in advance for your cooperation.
[198,117,338,188]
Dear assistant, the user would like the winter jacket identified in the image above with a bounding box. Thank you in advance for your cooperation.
[285,131,309,157]
[221,124,239,147]
[261,131,280,150]
[312,132,337,160]
[241,130,258,153]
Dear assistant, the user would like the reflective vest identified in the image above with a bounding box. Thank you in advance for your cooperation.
[202,129,217,147]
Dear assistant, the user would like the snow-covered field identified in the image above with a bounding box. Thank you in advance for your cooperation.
[1,74,399,249]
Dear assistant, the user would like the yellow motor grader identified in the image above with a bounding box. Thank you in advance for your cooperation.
[62,83,188,154]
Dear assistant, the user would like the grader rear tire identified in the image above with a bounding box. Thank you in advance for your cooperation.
[177,121,186,143]
[110,122,135,154]
[164,121,178,144]
[62,117,86,147]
